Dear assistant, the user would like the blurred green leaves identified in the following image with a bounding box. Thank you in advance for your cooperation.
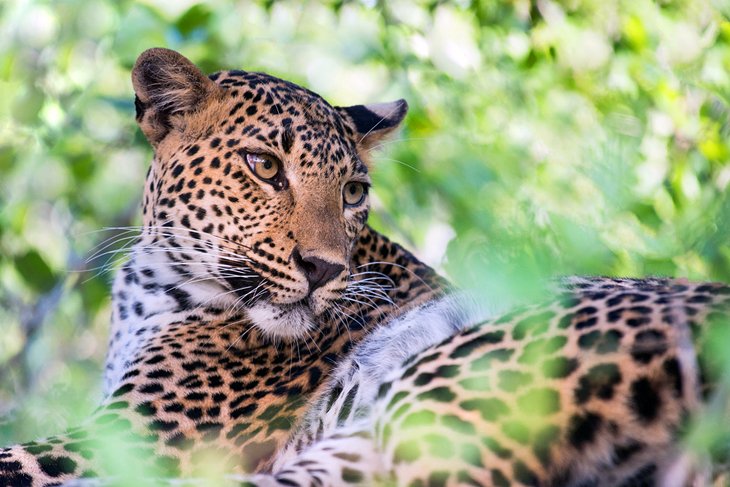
[14,250,56,293]
[0,0,728,445]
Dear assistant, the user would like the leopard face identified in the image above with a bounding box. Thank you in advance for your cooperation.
[131,48,407,340]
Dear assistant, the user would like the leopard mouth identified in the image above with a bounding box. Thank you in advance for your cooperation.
[221,266,334,318]
[222,273,319,313]
[222,272,270,305]
[246,300,317,341]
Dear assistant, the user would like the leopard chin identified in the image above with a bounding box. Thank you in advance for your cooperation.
[246,301,316,342]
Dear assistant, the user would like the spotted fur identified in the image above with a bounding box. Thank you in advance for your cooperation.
[0,48,445,486]
[231,278,730,487]
[3,48,729,487]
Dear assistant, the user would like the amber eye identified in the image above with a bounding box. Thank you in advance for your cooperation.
[245,152,281,181]
[343,182,368,207]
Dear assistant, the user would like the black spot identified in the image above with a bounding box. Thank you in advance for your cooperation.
[145,354,165,365]
[596,329,623,353]
[37,455,77,477]
[337,385,358,423]
[607,307,624,322]
[377,381,393,399]
[512,311,555,339]
[518,336,567,365]
[0,472,32,487]
[470,348,514,371]
[146,369,172,380]
[630,377,661,422]
[333,452,361,462]
[574,363,622,404]
[185,407,203,420]
[230,403,257,418]
[631,329,668,364]
[139,382,164,394]
[416,387,456,403]
[441,414,476,435]
[662,357,683,398]
[502,421,530,444]
[541,357,579,379]
[282,126,294,153]
[575,316,598,330]
[617,463,657,487]
[533,424,560,467]
[111,383,134,397]
[568,412,602,448]
[460,398,510,421]
[148,420,179,432]
[0,460,22,471]
[491,469,510,487]
[482,437,512,459]
[307,367,322,388]
[435,364,460,378]
[513,460,539,485]
[614,441,643,465]
[578,330,601,349]
[196,422,224,441]
[414,372,435,386]
[24,444,52,455]
[394,440,421,463]
[427,471,449,487]
[688,294,711,303]
[342,467,363,483]
[459,443,483,468]
[449,331,504,358]
[166,432,195,450]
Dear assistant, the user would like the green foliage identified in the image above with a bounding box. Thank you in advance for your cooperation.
[0,0,728,450]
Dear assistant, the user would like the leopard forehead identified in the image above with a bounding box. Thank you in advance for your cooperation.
[209,69,366,175]
[158,69,369,190]
[147,68,372,240]
[145,67,372,261]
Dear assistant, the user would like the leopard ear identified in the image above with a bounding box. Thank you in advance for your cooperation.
[132,48,218,145]
[337,100,408,155]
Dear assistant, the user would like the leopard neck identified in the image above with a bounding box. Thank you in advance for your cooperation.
[104,224,446,394]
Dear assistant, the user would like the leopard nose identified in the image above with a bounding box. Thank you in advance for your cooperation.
[292,248,344,292]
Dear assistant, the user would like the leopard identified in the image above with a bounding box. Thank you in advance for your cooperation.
[0,47,447,486]
[235,277,730,487]
[2,48,729,487]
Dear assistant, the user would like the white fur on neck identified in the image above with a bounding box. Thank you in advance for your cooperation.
[246,301,316,342]
[274,291,496,469]
[103,247,239,395]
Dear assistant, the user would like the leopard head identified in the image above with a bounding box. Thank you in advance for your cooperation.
[130,48,406,340]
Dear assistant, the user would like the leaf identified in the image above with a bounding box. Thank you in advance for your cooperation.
[175,4,212,38]
[14,250,56,293]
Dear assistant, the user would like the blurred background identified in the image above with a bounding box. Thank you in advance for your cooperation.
[0,0,728,444]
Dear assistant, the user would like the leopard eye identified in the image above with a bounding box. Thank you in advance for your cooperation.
[245,152,281,181]
[343,182,368,207]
